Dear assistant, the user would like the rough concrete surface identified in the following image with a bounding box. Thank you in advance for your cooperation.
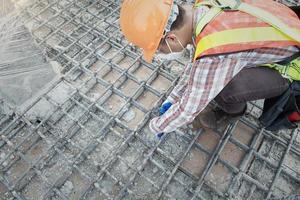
[0,0,58,113]
[0,0,300,200]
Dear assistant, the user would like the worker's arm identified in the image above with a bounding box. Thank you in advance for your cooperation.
[149,56,237,134]
[149,46,300,134]
[164,62,193,104]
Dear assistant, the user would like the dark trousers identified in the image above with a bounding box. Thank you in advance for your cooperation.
[215,67,290,114]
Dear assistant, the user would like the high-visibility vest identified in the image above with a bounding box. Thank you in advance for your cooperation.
[193,0,300,61]
[263,55,300,82]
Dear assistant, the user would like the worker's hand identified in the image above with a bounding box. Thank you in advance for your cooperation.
[156,102,171,139]
[156,132,164,139]
[159,102,172,116]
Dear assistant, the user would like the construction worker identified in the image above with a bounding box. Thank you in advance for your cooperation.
[120,0,300,136]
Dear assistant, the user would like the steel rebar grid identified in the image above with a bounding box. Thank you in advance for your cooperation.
[0,0,300,200]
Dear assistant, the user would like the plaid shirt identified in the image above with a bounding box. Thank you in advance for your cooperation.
[149,46,299,134]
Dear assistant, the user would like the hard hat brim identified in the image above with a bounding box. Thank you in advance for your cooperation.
[143,47,157,63]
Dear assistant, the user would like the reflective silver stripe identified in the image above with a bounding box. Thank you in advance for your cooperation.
[165,4,179,33]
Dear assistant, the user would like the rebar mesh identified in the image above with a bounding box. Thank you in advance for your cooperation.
[0,0,300,200]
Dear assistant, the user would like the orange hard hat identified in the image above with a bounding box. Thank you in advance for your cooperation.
[120,0,174,63]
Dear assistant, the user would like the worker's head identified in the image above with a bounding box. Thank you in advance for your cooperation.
[120,0,193,63]
[158,5,189,55]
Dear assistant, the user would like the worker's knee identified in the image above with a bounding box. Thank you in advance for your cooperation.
[216,83,242,105]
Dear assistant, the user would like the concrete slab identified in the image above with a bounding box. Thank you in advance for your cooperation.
[0,25,58,111]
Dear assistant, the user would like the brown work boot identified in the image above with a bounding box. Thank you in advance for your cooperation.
[192,106,246,131]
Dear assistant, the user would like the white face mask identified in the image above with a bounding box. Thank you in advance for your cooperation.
[156,51,185,61]
[156,34,185,62]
